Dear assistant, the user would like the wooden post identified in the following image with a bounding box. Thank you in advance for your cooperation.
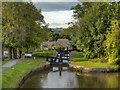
[59,65,62,76]
[34,57,36,60]
[46,56,48,61]
[46,53,49,61]
[19,49,22,59]
[9,46,13,59]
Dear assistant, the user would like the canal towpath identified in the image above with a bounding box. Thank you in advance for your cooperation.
[0,59,20,72]
[0,58,46,72]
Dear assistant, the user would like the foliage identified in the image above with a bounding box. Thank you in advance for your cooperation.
[51,44,64,49]
[2,2,49,59]
[2,2,43,48]
[72,51,84,58]
[47,29,70,41]
[106,65,119,72]
[104,20,120,65]
[71,51,113,68]
[72,3,110,58]
[33,50,53,56]
[62,24,78,42]
[64,2,120,66]
[47,30,61,41]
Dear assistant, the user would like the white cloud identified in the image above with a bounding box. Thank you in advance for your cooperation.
[42,10,74,28]
[31,0,118,2]
[32,0,79,2]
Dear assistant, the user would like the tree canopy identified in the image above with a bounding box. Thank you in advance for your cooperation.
[2,2,49,60]
[63,2,120,65]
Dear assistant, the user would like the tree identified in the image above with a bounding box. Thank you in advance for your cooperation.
[70,2,119,59]
[104,20,120,65]
[62,24,78,49]
[2,2,47,60]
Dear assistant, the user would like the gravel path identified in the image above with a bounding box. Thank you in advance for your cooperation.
[0,59,20,72]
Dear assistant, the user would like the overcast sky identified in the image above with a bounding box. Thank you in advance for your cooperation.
[32,0,79,2]
[32,0,81,28]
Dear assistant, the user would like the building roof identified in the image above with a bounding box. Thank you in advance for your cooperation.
[57,39,69,42]
[57,39,70,48]
[41,39,70,48]
[42,41,56,46]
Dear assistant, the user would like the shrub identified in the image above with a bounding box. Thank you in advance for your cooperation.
[90,59,98,62]
[100,57,108,63]
[104,20,120,65]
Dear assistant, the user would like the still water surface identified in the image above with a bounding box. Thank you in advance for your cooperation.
[21,65,119,88]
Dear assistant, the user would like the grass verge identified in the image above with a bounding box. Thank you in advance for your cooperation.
[1,60,45,88]
[71,51,111,68]
[71,61,110,68]
[0,50,53,67]
[33,50,53,56]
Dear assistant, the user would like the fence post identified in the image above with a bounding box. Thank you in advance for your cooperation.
[46,56,48,61]
[46,53,48,61]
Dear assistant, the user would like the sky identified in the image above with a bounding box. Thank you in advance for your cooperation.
[32,0,79,2]
[32,0,80,28]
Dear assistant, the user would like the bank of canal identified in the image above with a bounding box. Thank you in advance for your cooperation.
[1,51,120,88]
[1,60,46,88]
[21,64,119,88]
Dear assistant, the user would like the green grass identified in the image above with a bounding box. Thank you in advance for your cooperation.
[1,60,45,88]
[22,57,46,61]
[72,61,110,68]
[72,51,84,58]
[32,50,54,60]
[0,50,53,67]
[33,50,53,56]
[71,51,111,68]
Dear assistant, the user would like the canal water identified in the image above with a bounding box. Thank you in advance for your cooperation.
[21,64,119,88]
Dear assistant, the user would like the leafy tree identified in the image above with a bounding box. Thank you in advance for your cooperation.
[104,20,120,65]
[2,2,47,60]
[70,2,119,59]
[47,31,61,41]
[62,24,78,49]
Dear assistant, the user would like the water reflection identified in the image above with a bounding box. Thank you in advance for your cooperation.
[21,65,119,88]
[75,72,119,88]
[51,65,68,76]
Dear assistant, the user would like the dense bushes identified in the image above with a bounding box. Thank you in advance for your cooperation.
[104,20,120,65]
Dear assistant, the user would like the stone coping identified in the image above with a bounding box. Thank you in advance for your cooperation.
[69,64,114,73]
